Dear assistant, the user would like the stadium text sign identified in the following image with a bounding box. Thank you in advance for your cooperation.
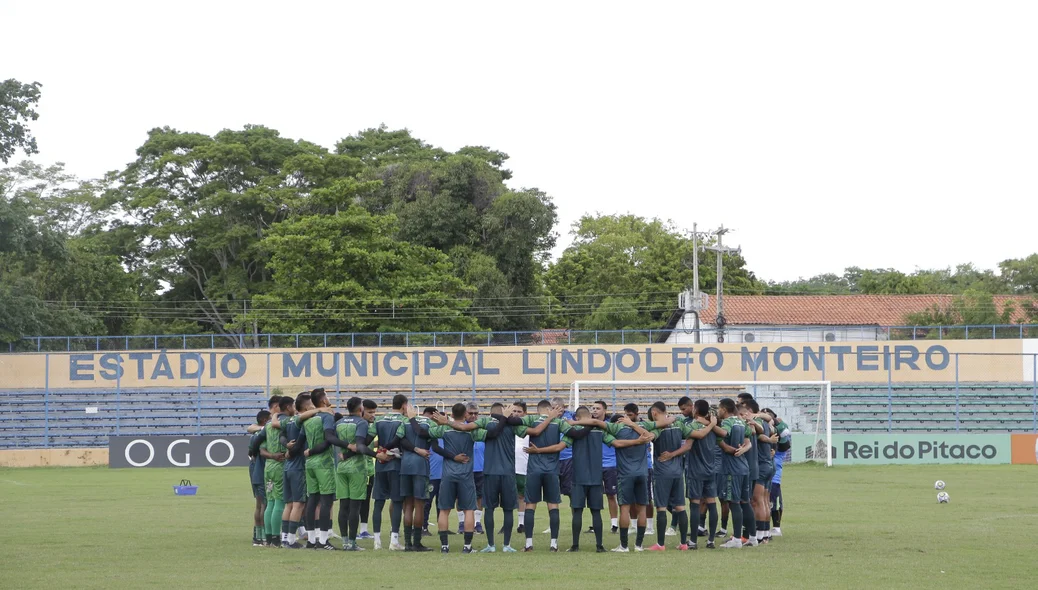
[798,434,1011,465]
[109,436,250,468]
[1,339,1028,389]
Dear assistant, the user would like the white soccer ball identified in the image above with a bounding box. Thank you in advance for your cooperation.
[934,480,945,490]
[937,492,950,503]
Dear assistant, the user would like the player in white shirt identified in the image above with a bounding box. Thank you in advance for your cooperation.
[513,401,530,535]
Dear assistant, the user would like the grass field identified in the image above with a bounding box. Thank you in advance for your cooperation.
[1,464,1034,589]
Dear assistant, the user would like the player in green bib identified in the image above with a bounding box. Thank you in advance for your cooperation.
[334,397,379,550]
[301,389,348,550]
[263,397,295,546]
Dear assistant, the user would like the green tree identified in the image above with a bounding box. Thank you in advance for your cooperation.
[999,254,1038,293]
[110,125,370,343]
[251,208,478,334]
[0,79,42,164]
[545,214,761,332]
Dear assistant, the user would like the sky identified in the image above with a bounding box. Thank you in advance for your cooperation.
[4,0,1036,282]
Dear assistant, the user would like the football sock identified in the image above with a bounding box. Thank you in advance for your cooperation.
[412,523,423,547]
[730,504,743,542]
[359,522,368,534]
[403,525,413,547]
[338,501,350,542]
[439,531,449,549]
[349,500,361,541]
[475,510,482,525]
[549,508,560,540]
[619,527,629,548]
[636,525,646,548]
[591,510,603,548]
[525,536,534,549]
[390,501,403,534]
[656,512,667,546]
[390,532,399,545]
[253,525,263,541]
[272,500,286,535]
[263,500,276,538]
[670,510,679,530]
[502,510,514,547]
[372,499,385,534]
[524,509,535,539]
[743,504,756,539]
[707,503,718,541]
[571,509,583,547]
[611,517,618,528]
[485,509,496,547]
[678,510,689,545]
[464,532,473,548]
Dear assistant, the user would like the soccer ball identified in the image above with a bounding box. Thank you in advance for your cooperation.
[937,492,950,503]
[934,480,946,490]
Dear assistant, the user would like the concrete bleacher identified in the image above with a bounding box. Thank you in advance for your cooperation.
[1,383,1035,448]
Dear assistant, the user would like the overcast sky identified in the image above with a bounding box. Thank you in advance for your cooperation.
[4,1,1036,282]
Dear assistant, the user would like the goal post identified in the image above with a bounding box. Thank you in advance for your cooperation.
[569,380,833,467]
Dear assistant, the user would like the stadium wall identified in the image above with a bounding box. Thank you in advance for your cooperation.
[0,448,108,467]
[1,340,1032,390]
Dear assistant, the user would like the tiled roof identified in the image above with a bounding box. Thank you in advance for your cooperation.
[697,295,1035,326]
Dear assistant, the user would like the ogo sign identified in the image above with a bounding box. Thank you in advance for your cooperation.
[109,436,251,468]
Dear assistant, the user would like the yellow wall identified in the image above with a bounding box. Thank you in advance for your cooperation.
[0,448,108,467]
[0,340,1028,390]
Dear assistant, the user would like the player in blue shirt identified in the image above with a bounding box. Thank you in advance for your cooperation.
[465,402,486,535]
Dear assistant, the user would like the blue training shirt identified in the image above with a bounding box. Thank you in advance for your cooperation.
[558,410,576,461]
[773,450,788,484]
[429,439,444,480]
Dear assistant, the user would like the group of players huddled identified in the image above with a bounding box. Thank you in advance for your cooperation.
[247,388,791,553]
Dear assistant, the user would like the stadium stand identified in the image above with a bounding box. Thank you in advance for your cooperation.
[1,383,1035,448]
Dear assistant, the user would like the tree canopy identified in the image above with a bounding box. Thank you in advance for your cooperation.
[3,114,1037,347]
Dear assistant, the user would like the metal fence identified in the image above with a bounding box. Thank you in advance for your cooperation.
[10,324,1038,352]
[1,349,1036,448]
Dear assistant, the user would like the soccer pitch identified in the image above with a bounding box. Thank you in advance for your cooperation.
[1,464,1033,589]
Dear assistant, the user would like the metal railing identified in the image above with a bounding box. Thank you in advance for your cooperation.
[10,323,1038,352]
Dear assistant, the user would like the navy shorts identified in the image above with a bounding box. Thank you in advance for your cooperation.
[438,476,477,512]
[617,473,649,506]
[686,476,717,501]
[721,474,751,504]
[399,474,430,500]
[283,470,306,503]
[252,482,266,500]
[525,471,561,505]
[473,472,485,500]
[571,483,604,510]
[373,470,402,502]
[558,459,574,497]
[653,476,684,509]
[483,474,518,510]
[714,473,727,501]
[602,468,618,495]
[756,467,775,488]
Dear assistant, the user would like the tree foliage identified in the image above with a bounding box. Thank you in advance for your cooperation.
[545,215,761,331]
[0,79,42,164]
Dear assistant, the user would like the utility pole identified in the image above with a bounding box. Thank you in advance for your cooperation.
[704,225,740,343]
[684,223,711,344]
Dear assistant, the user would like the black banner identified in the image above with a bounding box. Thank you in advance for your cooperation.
[109,435,251,468]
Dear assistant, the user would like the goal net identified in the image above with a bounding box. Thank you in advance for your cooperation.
[569,380,832,466]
